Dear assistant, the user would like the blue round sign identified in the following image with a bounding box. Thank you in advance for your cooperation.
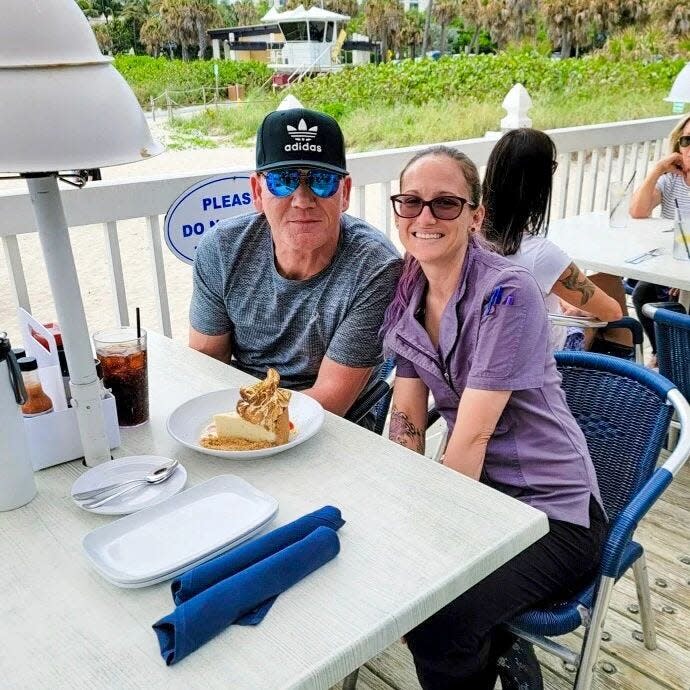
[164,173,255,265]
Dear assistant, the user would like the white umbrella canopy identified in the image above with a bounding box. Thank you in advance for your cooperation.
[0,0,162,466]
[665,63,690,105]
[0,0,162,173]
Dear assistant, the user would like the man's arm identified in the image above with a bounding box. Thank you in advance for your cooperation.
[302,356,373,416]
[189,327,232,364]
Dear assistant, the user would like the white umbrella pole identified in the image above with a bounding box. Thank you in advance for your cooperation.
[26,174,111,467]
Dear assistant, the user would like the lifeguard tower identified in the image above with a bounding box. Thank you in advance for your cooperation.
[261,5,349,79]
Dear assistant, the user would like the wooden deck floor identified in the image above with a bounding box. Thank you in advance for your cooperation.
[335,455,690,690]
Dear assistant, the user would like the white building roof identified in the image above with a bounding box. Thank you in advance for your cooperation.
[261,5,350,23]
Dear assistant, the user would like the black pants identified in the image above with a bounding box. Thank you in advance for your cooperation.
[406,498,607,690]
[631,281,668,354]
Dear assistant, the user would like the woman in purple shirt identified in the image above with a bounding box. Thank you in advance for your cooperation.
[383,146,607,690]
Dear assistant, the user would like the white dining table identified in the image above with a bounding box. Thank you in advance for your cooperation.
[548,211,690,308]
[0,333,548,690]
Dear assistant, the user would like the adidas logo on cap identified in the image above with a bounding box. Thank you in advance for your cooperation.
[285,118,322,153]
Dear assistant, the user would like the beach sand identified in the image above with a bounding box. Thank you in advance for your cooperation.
[0,131,258,347]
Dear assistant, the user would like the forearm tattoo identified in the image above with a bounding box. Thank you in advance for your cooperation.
[559,262,595,305]
[390,404,425,454]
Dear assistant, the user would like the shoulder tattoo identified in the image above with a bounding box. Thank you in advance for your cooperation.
[559,262,594,305]
[389,404,425,454]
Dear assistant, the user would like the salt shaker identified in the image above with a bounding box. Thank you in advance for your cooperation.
[0,334,37,511]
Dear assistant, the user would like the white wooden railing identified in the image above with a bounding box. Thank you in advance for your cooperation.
[0,111,680,340]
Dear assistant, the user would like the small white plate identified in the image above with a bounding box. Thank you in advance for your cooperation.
[166,388,324,459]
[82,475,278,584]
[71,455,187,516]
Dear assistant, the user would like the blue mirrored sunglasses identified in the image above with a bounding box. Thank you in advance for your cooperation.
[263,169,342,198]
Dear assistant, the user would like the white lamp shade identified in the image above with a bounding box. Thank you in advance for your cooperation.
[0,0,163,173]
[665,62,690,104]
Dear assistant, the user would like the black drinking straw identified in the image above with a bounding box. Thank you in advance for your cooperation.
[136,307,141,339]
[674,198,690,260]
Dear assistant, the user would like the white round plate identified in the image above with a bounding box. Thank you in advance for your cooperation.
[71,455,187,516]
[166,388,324,459]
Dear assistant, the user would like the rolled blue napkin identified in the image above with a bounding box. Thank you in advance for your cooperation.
[153,526,340,665]
[172,504,345,605]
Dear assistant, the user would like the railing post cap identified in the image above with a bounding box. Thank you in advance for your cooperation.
[500,83,533,131]
[277,94,304,111]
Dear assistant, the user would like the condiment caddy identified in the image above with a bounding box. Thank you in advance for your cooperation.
[17,309,120,470]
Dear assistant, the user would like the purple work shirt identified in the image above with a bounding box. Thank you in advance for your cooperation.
[385,236,602,527]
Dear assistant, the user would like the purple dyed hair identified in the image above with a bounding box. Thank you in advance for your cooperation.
[381,146,481,349]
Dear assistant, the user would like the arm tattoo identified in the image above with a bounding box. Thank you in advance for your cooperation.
[389,404,425,454]
[559,262,595,305]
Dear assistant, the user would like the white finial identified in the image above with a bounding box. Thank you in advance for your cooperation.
[276,95,304,111]
[500,83,532,130]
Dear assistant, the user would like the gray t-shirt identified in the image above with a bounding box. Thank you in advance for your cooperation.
[190,212,402,390]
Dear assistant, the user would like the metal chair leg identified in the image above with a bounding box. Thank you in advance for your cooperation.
[632,553,657,650]
[342,667,359,690]
[574,576,615,690]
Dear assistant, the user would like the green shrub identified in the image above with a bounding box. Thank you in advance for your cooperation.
[288,52,686,110]
[114,55,272,107]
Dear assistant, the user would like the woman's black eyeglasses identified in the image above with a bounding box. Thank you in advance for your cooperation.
[390,194,475,220]
[679,135,690,149]
[552,160,559,173]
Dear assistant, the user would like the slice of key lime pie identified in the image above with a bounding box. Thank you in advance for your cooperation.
[200,369,292,451]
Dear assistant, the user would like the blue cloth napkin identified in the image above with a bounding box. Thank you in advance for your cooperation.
[153,525,341,666]
[171,504,345,605]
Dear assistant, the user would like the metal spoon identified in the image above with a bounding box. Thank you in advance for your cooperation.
[73,458,178,501]
[76,459,179,508]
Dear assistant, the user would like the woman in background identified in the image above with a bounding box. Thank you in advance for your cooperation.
[629,114,689,365]
[481,127,623,351]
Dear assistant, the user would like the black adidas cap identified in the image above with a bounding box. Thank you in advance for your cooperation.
[255,108,347,176]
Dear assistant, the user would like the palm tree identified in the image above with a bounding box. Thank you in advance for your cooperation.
[233,0,260,25]
[397,9,424,57]
[98,0,124,24]
[158,0,196,60]
[77,0,101,19]
[92,22,114,52]
[324,0,359,18]
[474,0,534,50]
[651,0,690,37]
[120,0,150,50]
[140,14,168,55]
[433,0,459,54]
[364,0,404,61]
[458,0,480,52]
[188,0,222,58]
[422,0,434,54]
[541,0,576,56]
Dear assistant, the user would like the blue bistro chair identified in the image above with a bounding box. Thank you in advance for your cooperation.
[504,351,690,690]
[549,313,644,363]
[345,358,395,435]
[643,303,689,400]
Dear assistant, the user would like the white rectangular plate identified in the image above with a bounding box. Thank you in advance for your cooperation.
[82,475,278,583]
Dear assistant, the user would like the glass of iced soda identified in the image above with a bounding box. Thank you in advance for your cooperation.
[93,327,148,426]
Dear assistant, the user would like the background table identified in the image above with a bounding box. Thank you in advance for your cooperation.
[0,333,547,690]
[549,212,690,305]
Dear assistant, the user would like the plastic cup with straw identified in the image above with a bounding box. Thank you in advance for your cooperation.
[609,172,635,229]
[673,198,690,261]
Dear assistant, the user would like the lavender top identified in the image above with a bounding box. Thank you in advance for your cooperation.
[385,236,602,527]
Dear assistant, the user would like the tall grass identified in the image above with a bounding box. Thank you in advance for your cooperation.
[169,86,678,152]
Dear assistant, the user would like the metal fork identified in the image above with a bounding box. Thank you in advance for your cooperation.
[624,248,661,264]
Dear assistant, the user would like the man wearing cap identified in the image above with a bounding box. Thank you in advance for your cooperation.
[189,108,402,417]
